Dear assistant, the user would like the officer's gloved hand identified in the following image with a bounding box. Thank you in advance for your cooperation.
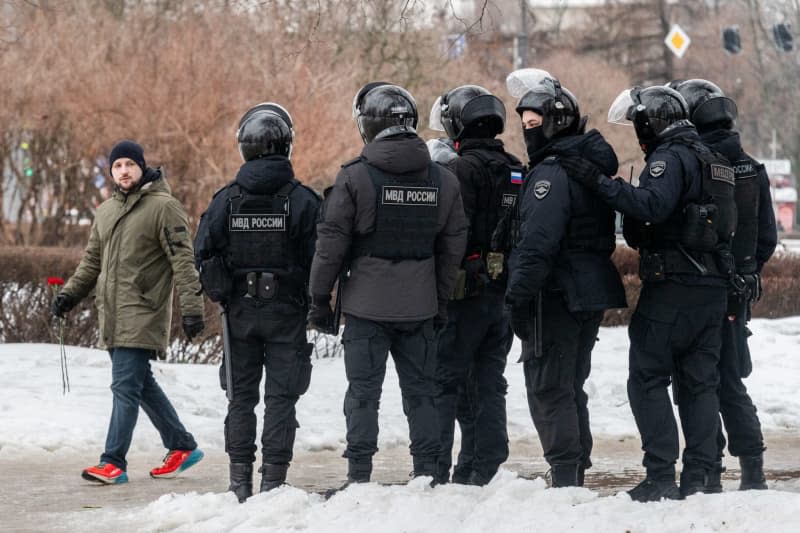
[559,157,602,191]
[505,296,533,342]
[308,294,335,334]
[51,292,76,319]
[182,315,205,340]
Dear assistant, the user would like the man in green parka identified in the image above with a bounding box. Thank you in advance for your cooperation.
[52,140,205,484]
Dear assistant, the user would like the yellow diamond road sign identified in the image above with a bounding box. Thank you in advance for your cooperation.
[665,24,691,58]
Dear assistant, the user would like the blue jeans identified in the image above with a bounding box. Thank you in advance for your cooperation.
[101,347,197,470]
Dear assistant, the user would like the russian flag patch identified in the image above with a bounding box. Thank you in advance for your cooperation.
[510,170,523,184]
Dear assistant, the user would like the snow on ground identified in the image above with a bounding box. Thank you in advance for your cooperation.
[2,317,800,532]
[2,317,799,458]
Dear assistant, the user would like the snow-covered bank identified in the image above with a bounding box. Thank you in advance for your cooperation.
[3,317,800,532]
[77,473,800,533]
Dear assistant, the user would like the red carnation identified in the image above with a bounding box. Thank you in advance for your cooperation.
[48,277,65,286]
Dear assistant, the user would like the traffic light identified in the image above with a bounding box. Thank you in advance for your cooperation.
[773,23,793,52]
[20,141,33,177]
[723,26,742,54]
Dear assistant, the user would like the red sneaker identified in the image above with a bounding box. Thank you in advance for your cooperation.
[81,462,128,484]
[150,448,204,479]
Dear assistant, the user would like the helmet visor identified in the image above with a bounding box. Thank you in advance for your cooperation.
[428,95,445,132]
[608,89,636,125]
[426,138,457,164]
[505,68,555,98]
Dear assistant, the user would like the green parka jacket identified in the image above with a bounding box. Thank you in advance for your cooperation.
[63,168,203,354]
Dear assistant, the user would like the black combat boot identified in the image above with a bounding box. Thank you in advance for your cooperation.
[228,463,253,503]
[466,470,492,487]
[577,459,591,487]
[347,459,373,483]
[739,455,768,490]
[679,466,709,498]
[259,463,289,492]
[550,464,579,488]
[412,457,440,486]
[323,459,372,499]
[627,476,681,502]
[705,461,725,493]
[451,464,471,484]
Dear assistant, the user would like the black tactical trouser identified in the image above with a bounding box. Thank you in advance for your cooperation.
[628,281,726,479]
[222,298,312,465]
[341,314,440,466]
[716,293,764,459]
[522,291,602,469]
[436,287,512,481]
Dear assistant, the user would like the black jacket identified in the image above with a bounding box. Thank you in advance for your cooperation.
[700,129,777,273]
[507,129,627,312]
[194,156,320,298]
[591,122,729,287]
[450,138,524,290]
[310,134,467,322]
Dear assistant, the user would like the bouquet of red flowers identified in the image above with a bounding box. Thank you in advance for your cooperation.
[48,277,70,394]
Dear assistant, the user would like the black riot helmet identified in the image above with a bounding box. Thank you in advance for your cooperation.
[673,79,738,132]
[608,86,689,146]
[434,85,506,141]
[511,76,580,140]
[352,82,418,144]
[236,102,294,161]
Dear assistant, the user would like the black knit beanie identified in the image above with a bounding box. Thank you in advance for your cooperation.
[109,140,146,174]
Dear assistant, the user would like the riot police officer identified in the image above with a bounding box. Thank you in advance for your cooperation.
[503,69,626,488]
[428,84,523,485]
[194,103,321,502]
[308,82,467,484]
[673,79,777,491]
[560,86,736,500]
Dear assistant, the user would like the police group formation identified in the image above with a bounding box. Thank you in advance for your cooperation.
[193,69,777,504]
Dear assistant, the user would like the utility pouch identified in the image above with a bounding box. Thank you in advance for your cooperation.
[486,252,505,280]
[246,272,279,299]
[680,203,718,252]
[199,256,231,303]
[639,251,665,282]
[451,269,467,301]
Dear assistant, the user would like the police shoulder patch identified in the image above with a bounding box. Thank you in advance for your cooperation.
[649,160,666,178]
[533,180,551,200]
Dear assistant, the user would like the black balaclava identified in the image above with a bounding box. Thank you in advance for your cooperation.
[523,127,549,161]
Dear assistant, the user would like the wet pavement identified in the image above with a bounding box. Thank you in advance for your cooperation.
[1,432,798,532]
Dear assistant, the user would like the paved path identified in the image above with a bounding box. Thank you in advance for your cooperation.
[2,433,798,532]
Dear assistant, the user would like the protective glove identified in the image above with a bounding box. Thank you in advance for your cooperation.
[307,294,335,334]
[559,156,603,192]
[182,315,205,340]
[51,292,76,319]
[505,296,533,342]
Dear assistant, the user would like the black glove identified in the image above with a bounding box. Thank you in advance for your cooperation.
[307,294,335,334]
[506,296,533,342]
[51,292,76,319]
[182,315,205,340]
[559,156,603,191]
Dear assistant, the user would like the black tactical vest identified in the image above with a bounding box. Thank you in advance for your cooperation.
[730,157,761,274]
[354,161,441,260]
[225,180,297,273]
[647,139,737,252]
[566,193,617,254]
[460,149,524,254]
